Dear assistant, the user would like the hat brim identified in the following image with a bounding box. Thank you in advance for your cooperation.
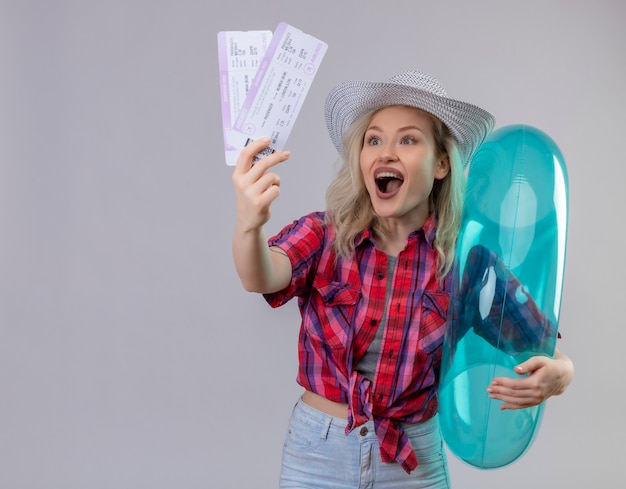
[325,78,495,166]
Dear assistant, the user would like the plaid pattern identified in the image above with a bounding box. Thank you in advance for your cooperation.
[264,212,447,473]
[449,244,558,356]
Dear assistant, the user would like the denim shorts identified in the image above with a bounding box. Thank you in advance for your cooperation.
[279,398,450,489]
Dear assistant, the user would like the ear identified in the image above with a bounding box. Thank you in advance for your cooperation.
[435,155,450,180]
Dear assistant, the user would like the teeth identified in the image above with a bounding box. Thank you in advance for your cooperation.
[376,172,402,180]
[375,170,404,194]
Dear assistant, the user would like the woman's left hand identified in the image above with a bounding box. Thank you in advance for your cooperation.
[486,349,574,410]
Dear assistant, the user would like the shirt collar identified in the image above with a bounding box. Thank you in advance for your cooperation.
[420,215,437,247]
[354,215,437,249]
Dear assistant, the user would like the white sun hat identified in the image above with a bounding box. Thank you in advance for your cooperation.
[324,70,496,167]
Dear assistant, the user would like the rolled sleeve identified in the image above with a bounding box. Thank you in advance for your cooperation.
[263,212,327,307]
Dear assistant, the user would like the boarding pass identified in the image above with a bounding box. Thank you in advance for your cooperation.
[218,22,328,165]
[217,29,272,166]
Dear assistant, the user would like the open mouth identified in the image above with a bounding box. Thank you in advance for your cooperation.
[375,170,404,194]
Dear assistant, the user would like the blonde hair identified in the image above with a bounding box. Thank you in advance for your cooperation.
[325,107,465,280]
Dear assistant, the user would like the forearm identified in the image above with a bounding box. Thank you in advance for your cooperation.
[232,225,290,293]
[230,138,293,293]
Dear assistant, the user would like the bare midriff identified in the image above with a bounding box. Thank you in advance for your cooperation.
[301,390,349,419]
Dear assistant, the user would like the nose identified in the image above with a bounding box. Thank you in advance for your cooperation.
[375,141,398,162]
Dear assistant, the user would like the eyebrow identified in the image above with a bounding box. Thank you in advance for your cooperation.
[366,124,426,134]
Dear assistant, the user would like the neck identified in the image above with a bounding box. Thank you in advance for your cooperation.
[376,213,430,256]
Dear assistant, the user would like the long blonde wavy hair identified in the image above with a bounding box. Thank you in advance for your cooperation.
[324,107,465,281]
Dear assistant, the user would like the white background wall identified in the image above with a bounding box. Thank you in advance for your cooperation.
[1,1,623,487]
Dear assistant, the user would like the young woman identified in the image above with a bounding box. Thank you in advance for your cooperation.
[231,70,574,488]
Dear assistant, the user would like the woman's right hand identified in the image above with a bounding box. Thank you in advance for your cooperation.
[231,138,293,294]
[232,137,291,232]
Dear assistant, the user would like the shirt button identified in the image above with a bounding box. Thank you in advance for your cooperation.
[377,272,384,279]
[359,426,368,436]
[370,319,377,326]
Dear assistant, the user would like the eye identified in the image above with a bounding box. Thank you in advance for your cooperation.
[401,136,417,145]
[366,135,382,146]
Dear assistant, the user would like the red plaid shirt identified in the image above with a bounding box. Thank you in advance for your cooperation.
[264,212,448,473]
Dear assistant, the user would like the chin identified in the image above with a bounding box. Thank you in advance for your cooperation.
[372,206,399,219]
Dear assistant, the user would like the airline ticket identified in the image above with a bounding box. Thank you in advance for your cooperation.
[217,29,273,166]
[219,22,328,165]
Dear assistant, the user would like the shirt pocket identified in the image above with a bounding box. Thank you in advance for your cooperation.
[418,291,450,354]
[302,274,361,351]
